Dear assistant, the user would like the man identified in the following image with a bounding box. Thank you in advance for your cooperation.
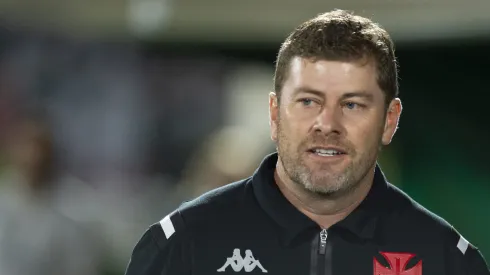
[125,9,490,275]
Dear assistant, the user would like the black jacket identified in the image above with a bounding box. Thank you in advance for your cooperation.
[125,153,489,275]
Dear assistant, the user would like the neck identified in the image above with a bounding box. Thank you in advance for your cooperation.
[274,161,375,229]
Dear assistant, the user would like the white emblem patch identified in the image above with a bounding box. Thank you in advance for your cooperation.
[457,235,469,255]
[217,248,268,273]
[159,215,175,239]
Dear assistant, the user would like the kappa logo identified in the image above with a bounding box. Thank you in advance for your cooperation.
[217,248,268,273]
[374,252,422,275]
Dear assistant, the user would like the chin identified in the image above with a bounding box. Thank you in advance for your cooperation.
[303,175,357,197]
[304,156,352,174]
[306,183,341,195]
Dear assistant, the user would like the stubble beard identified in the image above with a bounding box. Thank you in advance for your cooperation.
[276,116,382,199]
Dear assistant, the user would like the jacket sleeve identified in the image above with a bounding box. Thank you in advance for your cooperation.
[124,211,191,275]
[445,227,490,275]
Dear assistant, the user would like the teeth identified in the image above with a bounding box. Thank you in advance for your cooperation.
[314,149,342,156]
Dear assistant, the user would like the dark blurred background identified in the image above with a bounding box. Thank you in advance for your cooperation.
[0,1,489,274]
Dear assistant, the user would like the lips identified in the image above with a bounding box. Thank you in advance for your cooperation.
[308,146,347,156]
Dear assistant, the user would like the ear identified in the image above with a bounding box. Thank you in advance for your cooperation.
[269,92,279,142]
[381,98,402,145]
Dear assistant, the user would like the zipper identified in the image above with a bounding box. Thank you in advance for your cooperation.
[319,229,328,254]
[310,228,332,275]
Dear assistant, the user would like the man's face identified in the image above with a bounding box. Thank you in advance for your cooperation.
[269,57,401,196]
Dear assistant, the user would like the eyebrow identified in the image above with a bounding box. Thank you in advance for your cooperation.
[293,88,374,102]
[292,88,325,98]
[340,92,374,102]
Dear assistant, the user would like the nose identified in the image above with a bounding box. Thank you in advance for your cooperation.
[312,105,344,135]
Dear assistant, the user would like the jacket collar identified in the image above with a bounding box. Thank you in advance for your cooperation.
[252,152,390,246]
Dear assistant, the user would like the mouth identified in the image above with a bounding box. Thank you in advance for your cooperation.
[307,147,347,157]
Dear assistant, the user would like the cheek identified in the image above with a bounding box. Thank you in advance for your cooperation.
[345,116,384,150]
[279,113,307,140]
[277,118,300,148]
[284,105,317,130]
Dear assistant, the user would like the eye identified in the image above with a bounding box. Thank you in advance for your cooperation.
[344,101,363,110]
[299,98,316,106]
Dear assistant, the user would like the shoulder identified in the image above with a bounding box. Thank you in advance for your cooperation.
[385,183,479,255]
[152,177,252,245]
[178,177,252,225]
[125,179,252,275]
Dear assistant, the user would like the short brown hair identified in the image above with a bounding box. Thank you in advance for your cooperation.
[274,9,399,106]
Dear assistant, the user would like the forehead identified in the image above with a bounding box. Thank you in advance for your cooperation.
[283,57,382,98]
